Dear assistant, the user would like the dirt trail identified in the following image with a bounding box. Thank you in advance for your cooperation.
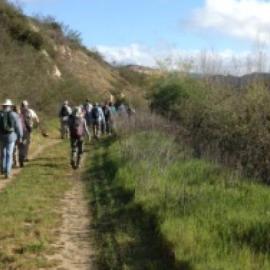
[0,138,59,192]
[47,170,95,270]
[0,134,95,269]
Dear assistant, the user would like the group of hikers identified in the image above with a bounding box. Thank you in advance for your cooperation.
[0,99,39,179]
[0,97,133,179]
[59,99,133,170]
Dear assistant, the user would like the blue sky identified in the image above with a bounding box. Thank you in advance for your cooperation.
[12,0,270,71]
[18,0,204,47]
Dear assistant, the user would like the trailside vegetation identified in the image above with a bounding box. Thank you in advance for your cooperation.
[149,74,270,183]
[87,128,270,269]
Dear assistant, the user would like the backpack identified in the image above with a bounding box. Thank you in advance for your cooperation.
[23,109,34,133]
[70,116,84,139]
[0,111,15,134]
[103,106,111,121]
[85,110,92,125]
[91,107,100,120]
[60,105,70,117]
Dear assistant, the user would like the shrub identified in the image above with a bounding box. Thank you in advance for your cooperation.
[149,75,270,183]
[0,2,44,50]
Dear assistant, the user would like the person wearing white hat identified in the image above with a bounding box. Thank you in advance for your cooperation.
[0,99,23,178]
[20,100,39,162]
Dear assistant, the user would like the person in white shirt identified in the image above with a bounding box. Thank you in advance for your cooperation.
[20,100,39,162]
[59,100,72,139]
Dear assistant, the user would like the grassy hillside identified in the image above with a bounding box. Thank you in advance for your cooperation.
[0,0,140,115]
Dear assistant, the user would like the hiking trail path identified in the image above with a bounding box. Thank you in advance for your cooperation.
[0,135,96,270]
[0,138,59,192]
[46,169,95,270]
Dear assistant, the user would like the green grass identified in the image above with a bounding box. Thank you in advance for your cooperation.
[86,132,270,270]
[0,141,72,269]
[84,138,177,270]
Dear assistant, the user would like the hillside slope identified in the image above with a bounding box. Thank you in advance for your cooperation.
[0,1,138,114]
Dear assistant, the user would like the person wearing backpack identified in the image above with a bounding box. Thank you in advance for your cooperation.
[59,100,72,139]
[20,100,39,162]
[0,99,23,178]
[68,107,90,169]
[15,106,29,168]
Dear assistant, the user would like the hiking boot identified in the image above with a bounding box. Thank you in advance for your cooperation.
[19,162,24,168]
[5,174,10,179]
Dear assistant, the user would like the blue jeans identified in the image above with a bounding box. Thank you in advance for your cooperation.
[1,141,15,176]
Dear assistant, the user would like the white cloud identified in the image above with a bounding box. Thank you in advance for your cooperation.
[97,43,202,67]
[96,43,270,75]
[96,44,157,67]
[191,0,270,44]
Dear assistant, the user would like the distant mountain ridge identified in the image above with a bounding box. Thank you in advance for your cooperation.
[123,63,270,89]
[208,72,270,90]
[124,64,161,75]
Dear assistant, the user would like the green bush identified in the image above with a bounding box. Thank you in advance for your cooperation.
[150,75,270,183]
[0,2,44,50]
[118,67,148,88]
[10,26,44,49]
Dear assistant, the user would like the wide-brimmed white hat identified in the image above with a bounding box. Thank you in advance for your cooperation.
[2,99,13,106]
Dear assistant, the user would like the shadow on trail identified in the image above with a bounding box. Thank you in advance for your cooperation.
[84,138,192,270]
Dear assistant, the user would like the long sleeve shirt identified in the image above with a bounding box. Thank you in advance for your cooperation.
[0,112,23,143]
